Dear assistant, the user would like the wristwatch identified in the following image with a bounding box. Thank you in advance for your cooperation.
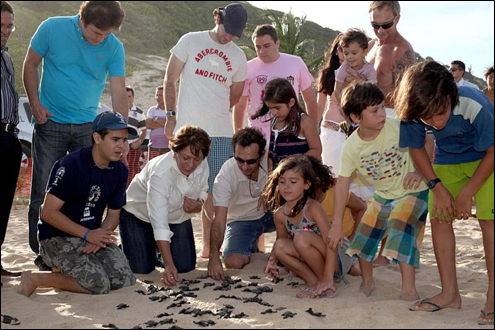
[166,110,176,117]
[427,178,442,190]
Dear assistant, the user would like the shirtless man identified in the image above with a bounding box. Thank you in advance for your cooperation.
[366,1,415,116]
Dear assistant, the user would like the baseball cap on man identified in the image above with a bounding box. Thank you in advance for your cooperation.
[222,3,248,38]
[93,111,137,136]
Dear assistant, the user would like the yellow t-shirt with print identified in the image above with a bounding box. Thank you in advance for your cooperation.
[321,187,355,239]
[339,118,427,200]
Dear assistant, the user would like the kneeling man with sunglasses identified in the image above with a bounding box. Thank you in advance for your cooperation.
[366,1,415,116]
[208,128,275,280]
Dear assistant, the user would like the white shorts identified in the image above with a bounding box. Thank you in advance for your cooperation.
[320,124,346,177]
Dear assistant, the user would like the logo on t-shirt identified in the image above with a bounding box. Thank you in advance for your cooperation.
[286,76,295,86]
[88,185,101,203]
[52,167,66,187]
[256,75,268,86]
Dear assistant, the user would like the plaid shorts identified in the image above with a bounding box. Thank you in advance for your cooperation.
[346,190,429,268]
[207,137,233,193]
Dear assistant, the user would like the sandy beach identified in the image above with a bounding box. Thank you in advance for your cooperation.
[1,205,492,329]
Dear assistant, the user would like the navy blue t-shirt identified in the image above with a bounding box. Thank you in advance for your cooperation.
[38,146,128,241]
[400,87,494,165]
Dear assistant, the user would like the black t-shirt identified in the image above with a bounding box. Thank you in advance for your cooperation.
[38,146,128,241]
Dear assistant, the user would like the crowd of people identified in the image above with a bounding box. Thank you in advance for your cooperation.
[1,1,494,327]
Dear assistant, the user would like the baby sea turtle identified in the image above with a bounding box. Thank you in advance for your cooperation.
[281,311,297,319]
[193,320,216,327]
[116,303,129,310]
[306,308,326,318]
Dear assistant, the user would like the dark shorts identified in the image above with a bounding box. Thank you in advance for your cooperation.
[40,236,136,295]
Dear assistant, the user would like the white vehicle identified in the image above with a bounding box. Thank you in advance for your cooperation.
[17,97,34,168]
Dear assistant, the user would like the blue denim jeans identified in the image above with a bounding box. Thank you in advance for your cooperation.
[222,212,276,261]
[119,208,196,274]
[28,120,93,254]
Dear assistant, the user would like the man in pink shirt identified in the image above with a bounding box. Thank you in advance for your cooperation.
[233,24,317,141]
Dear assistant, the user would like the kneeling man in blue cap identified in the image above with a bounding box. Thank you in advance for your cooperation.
[18,112,137,296]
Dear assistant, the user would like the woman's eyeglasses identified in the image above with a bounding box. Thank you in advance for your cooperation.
[371,17,396,30]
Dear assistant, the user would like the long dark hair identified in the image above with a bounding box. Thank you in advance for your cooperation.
[318,34,343,96]
[251,78,307,136]
[262,156,331,218]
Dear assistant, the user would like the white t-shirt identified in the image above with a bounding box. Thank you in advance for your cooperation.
[124,152,209,242]
[213,157,269,223]
[243,54,314,140]
[171,31,248,138]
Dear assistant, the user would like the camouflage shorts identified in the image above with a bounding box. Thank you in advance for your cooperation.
[40,236,136,295]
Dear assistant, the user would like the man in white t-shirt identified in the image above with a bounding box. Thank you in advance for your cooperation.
[233,24,316,141]
[208,128,275,281]
[163,3,248,258]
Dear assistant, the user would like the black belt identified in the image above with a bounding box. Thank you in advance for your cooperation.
[1,123,18,133]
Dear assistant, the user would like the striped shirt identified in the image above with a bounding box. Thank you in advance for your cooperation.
[1,46,19,125]
[269,113,310,167]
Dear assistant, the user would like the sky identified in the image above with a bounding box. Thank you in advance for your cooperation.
[249,1,494,80]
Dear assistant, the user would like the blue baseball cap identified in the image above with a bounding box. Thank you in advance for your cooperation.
[222,3,247,38]
[92,111,137,136]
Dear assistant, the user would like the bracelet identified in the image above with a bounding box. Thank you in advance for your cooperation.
[83,229,91,241]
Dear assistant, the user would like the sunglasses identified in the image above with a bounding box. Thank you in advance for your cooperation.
[235,156,261,165]
[371,17,396,30]
[449,68,461,72]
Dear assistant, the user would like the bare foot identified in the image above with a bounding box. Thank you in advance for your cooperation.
[400,292,420,301]
[373,256,390,268]
[410,293,462,311]
[316,280,336,297]
[360,280,375,297]
[16,272,38,297]
[348,265,362,277]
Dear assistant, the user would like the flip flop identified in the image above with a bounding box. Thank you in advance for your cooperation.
[478,310,494,326]
[1,315,20,326]
[409,298,446,312]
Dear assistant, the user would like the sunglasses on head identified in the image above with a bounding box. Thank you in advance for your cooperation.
[371,17,396,30]
[235,156,261,165]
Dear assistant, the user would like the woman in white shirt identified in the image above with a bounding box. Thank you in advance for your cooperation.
[120,126,210,287]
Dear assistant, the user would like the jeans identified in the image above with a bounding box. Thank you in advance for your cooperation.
[119,209,196,274]
[0,131,22,268]
[222,212,276,261]
[28,120,92,254]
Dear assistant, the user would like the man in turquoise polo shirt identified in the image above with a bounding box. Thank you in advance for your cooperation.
[23,1,128,269]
